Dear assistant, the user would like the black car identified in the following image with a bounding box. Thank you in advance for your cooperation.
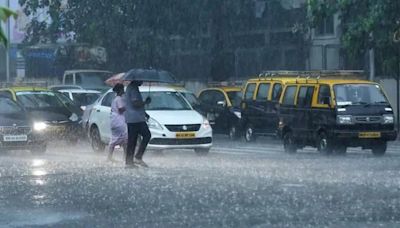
[0,88,84,144]
[198,87,243,139]
[0,96,47,153]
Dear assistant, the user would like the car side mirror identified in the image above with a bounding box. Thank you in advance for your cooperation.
[217,100,226,107]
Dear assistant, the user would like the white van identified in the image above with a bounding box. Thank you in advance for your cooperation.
[88,85,212,155]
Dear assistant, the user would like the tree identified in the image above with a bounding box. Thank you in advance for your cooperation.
[0,6,17,47]
[309,0,400,76]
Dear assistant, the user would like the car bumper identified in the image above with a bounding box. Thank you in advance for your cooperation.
[147,126,213,150]
[333,130,398,141]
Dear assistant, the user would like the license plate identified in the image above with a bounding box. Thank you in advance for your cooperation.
[358,132,381,138]
[176,132,195,139]
[3,135,28,142]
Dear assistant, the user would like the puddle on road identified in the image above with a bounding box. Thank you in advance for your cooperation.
[0,209,87,227]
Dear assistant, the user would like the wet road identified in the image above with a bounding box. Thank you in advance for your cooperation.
[1,137,400,227]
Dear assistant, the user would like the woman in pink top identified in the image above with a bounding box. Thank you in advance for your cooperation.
[108,83,128,161]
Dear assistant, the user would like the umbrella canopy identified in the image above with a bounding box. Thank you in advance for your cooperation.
[105,73,125,86]
[123,69,176,83]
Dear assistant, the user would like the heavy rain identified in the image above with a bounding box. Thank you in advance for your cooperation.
[1,0,400,227]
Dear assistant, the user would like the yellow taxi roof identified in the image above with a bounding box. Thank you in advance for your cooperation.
[247,77,298,84]
[2,87,49,92]
[285,78,376,85]
[205,86,242,92]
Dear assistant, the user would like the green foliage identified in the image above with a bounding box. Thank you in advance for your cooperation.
[0,6,17,47]
[309,0,400,76]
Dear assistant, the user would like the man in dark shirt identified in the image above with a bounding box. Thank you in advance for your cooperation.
[124,80,151,167]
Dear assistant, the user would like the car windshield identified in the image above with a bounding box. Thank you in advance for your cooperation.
[72,93,101,106]
[334,84,388,106]
[142,91,192,111]
[16,91,65,109]
[0,98,23,115]
[227,91,242,107]
[76,72,112,88]
[180,92,200,106]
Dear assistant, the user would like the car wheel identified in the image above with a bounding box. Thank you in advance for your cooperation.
[283,131,297,153]
[244,125,256,142]
[31,144,47,155]
[229,125,239,140]
[317,132,333,155]
[91,126,105,153]
[372,141,387,156]
[195,148,210,156]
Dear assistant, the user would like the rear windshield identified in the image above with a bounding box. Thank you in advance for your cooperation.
[227,91,242,107]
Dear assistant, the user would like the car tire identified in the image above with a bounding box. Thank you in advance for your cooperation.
[90,126,105,153]
[31,144,47,155]
[195,148,210,156]
[283,131,297,153]
[229,125,239,140]
[317,132,333,155]
[244,124,256,142]
[372,141,387,156]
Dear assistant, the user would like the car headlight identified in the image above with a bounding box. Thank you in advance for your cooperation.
[202,117,210,129]
[383,114,394,124]
[147,117,163,130]
[337,115,353,125]
[34,122,47,131]
[69,113,79,122]
[233,111,241,119]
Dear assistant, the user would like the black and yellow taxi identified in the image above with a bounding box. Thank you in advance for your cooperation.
[240,75,296,142]
[0,87,83,144]
[278,77,397,155]
[198,86,242,139]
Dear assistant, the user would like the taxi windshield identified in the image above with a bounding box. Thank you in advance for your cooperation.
[334,84,388,106]
[16,91,65,109]
[227,91,242,107]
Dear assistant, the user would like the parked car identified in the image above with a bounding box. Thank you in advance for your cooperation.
[62,69,112,91]
[279,77,398,155]
[240,75,296,142]
[88,86,213,155]
[58,89,101,110]
[198,86,242,139]
[0,96,47,154]
[0,87,84,144]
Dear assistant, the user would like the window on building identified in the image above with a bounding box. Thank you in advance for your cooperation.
[315,15,334,36]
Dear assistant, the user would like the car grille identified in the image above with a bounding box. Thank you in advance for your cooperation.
[150,137,212,145]
[337,124,393,131]
[0,126,31,135]
[354,116,382,124]
[164,124,201,132]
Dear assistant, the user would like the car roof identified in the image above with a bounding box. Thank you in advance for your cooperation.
[2,87,50,92]
[64,69,112,74]
[285,78,375,86]
[59,89,101,93]
[247,77,298,84]
[203,86,242,92]
[105,85,184,93]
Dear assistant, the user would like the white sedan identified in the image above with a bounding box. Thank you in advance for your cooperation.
[88,85,212,155]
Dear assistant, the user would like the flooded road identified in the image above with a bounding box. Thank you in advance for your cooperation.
[1,137,400,227]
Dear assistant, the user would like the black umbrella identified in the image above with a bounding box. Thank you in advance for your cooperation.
[123,69,176,83]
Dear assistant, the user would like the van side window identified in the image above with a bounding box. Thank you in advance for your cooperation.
[65,74,73,84]
[256,83,270,101]
[297,86,314,107]
[76,74,82,84]
[244,83,256,100]
[271,83,283,101]
[318,85,331,105]
[282,86,297,105]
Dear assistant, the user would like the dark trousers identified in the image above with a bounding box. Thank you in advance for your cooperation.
[126,122,151,164]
